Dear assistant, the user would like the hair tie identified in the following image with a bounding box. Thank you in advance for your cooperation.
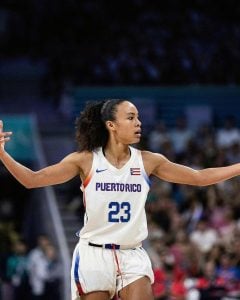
[100,100,111,116]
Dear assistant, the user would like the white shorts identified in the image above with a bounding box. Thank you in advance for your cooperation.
[71,239,154,300]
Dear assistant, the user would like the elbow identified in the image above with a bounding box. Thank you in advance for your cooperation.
[195,178,204,186]
[193,171,208,186]
[195,180,208,187]
[23,181,35,189]
[22,174,39,189]
[194,171,213,187]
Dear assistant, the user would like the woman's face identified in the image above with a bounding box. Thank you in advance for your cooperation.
[107,101,142,144]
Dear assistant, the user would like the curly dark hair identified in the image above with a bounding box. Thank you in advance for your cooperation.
[75,99,127,151]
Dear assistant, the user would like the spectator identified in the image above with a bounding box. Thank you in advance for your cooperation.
[170,116,193,156]
[148,121,170,153]
[153,259,186,300]
[6,239,30,300]
[27,235,51,300]
[195,260,226,300]
[216,116,240,149]
[216,252,240,298]
[44,244,62,300]
[170,230,201,277]
[190,217,219,254]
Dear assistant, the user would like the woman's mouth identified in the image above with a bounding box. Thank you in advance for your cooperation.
[135,130,141,137]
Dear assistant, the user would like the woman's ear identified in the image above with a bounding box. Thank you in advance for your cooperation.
[106,121,115,131]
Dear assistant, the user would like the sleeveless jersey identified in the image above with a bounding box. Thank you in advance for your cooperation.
[79,146,150,245]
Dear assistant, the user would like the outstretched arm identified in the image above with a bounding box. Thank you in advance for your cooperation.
[143,151,240,186]
[0,120,80,188]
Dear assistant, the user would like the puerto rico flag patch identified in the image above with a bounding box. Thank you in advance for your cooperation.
[130,168,141,175]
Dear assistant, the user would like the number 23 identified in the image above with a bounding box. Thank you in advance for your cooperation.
[108,201,131,223]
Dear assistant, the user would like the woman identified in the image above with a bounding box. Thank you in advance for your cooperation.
[1,99,240,300]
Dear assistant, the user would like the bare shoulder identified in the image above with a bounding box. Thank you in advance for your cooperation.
[141,150,168,175]
[62,151,93,179]
[63,151,93,163]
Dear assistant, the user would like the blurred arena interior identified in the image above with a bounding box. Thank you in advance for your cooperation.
[1,1,240,300]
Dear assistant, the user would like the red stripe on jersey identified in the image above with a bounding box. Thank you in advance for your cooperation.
[76,281,84,295]
[83,170,93,188]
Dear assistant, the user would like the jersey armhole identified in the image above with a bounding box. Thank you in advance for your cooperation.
[137,150,151,187]
[82,151,97,188]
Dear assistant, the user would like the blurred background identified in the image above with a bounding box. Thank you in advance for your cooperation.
[1,1,240,300]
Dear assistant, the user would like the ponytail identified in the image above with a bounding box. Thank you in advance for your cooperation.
[75,99,125,151]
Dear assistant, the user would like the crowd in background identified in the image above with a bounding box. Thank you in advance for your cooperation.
[1,0,240,299]
[144,115,240,299]
[0,0,240,100]
[0,234,62,300]
[1,113,240,299]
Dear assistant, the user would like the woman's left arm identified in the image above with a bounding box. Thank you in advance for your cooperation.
[143,151,240,186]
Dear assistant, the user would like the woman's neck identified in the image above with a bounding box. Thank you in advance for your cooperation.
[103,144,131,169]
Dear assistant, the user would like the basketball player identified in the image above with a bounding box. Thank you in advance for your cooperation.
[1,99,240,300]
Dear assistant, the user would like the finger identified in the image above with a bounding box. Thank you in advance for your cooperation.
[4,131,12,137]
[0,136,11,142]
[0,131,12,138]
[1,137,11,142]
[0,120,3,132]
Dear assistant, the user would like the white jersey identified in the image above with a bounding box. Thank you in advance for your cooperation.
[79,146,150,245]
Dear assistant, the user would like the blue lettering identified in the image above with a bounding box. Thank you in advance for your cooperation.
[96,182,142,192]
[106,183,111,191]
[125,184,130,192]
[111,183,116,191]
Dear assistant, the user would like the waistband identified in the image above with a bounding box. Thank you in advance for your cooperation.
[80,239,142,250]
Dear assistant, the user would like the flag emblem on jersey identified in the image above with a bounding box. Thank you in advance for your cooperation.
[130,168,141,175]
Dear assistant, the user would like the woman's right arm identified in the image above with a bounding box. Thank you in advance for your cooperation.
[0,120,81,188]
[0,151,81,188]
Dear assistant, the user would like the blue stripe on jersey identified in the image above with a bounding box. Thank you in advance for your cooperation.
[143,172,151,187]
[74,251,80,283]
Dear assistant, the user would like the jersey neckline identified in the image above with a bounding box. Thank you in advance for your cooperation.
[99,146,136,174]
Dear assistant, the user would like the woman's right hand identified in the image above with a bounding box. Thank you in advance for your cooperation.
[0,120,12,156]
